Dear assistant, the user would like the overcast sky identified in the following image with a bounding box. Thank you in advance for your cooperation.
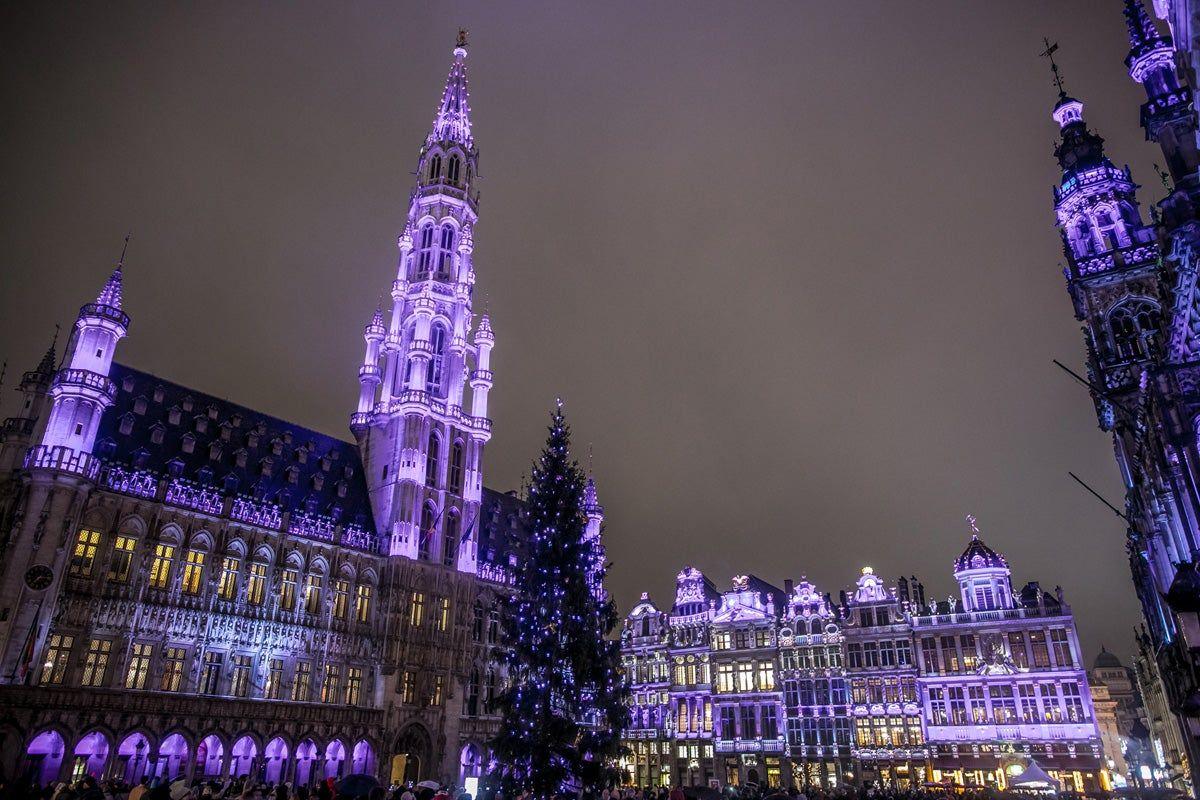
[1,1,1164,665]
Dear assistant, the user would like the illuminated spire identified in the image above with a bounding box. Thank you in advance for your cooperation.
[428,31,474,150]
[1124,0,1161,51]
[96,267,123,309]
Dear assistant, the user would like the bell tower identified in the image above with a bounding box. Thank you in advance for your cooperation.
[353,33,493,573]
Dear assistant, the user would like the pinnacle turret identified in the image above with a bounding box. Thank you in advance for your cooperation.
[1124,0,1164,55]
[96,266,123,310]
[428,32,474,150]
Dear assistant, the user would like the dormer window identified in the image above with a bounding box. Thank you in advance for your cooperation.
[133,397,147,415]
[207,405,219,420]
[150,424,166,445]
[209,442,223,461]
[296,447,308,464]
[247,432,259,449]
[119,413,135,436]
[231,413,242,428]
[195,416,208,434]
[271,438,283,456]
[122,376,136,393]
[337,480,348,499]
[220,422,233,442]
[259,458,273,477]
[153,386,165,404]
[181,433,196,454]
[181,396,194,412]
[168,407,182,426]
[285,465,299,484]
[235,449,248,468]
[312,474,325,491]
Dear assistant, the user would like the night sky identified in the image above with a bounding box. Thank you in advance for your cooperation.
[1,2,1165,665]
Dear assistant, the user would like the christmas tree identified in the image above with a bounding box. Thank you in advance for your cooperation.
[489,402,628,799]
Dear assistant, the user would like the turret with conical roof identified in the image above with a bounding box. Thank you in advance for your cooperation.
[953,517,1015,612]
[30,252,129,477]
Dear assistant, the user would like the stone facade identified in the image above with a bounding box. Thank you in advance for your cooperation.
[621,533,1107,792]
[0,36,589,792]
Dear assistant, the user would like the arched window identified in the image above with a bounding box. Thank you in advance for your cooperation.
[428,154,442,182]
[419,502,436,561]
[438,224,455,279]
[426,326,447,395]
[1110,299,1160,360]
[417,224,435,275]
[443,512,459,566]
[426,433,440,487]
[447,155,461,184]
[466,670,480,716]
[1094,209,1126,250]
[448,441,465,493]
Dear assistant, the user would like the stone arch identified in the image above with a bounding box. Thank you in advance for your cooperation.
[24,728,67,787]
[187,529,215,552]
[229,734,258,778]
[390,724,431,785]
[196,732,226,778]
[351,739,376,775]
[323,739,347,779]
[459,741,484,784]
[155,732,190,780]
[253,544,275,564]
[262,736,290,784]
[70,729,112,781]
[157,523,185,545]
[295,738,320,787]
[223,536,247,557]
[116,731,155,785]
[117,513,147,536]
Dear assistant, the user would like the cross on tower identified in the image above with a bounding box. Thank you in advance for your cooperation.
[1040,37,1068,99]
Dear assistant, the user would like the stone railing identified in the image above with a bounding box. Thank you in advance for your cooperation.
[51,368,117,402]
[230,496,283,529]
[100,464,159,499]
[24,445,101,480]
[164,478,224,515]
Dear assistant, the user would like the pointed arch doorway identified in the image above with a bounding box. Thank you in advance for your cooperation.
[390,726,431,786]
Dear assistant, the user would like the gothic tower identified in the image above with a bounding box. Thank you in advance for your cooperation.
[353,32,492,574]
[0,262,128,677]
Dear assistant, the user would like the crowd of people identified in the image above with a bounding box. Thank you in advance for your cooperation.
[0,775,1150,800]
[0,774,478,800]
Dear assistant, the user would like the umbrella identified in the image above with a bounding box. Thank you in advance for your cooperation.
[337,774,382,799]
[417,781,441,790]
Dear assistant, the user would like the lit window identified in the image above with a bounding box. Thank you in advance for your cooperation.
[401,669,417,704]
[217,556,240,600]
[432,674,445,706]
[346,667,363,705]
[280,568,298,611]
[322,663,341,703]
[181,549,206,595]
[355,584,372,623]
[426,327,446,394]
[265,658,284,699]
[246,562,266,605]
[292,661,312,701]
[231,655,252,697]
[81,638,111,687]
[200,652,223,694]
[437,596,451,632]
[39,633,73,685]
[69,528,102,577]
[304,573,322,614]
[125,643,153,689]
[410,592,426,626]
[107,535,136,583]
[417,223,435,273]
[161,647,186,692]
[333,579,350,619]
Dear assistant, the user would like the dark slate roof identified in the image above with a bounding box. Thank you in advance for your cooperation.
[97,363,375,532]
[1093,646,1124,670]
[95,363,528,571]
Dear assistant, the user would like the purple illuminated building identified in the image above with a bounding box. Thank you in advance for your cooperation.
[621,530,1106,791]
[1047,1,1200,786]
[0,35,611,789]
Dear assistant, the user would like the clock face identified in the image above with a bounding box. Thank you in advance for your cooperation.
[24,565,54,591]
